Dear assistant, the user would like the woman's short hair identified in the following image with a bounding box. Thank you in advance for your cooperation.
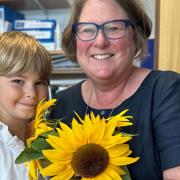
[0,31,52,84]
[62,0,152,60]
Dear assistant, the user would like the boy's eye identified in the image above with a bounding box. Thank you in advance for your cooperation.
[11,79,24,84]
[35,81,47,86]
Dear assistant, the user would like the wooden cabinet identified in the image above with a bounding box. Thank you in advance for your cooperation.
[155,0,180,72]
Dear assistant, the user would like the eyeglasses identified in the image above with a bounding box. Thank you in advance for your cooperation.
[72,19,135,41]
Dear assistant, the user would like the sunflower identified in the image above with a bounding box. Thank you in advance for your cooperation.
[41,111,139,180]
[27,98,57,180]
[27,98,56,145]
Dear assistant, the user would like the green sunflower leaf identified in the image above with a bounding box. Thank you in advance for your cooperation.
[121,132,139,137]
[45,118,63,128]
[15,146,44,164]
[122,166,132,180]
[31,137,52,152]
[40,130,59,138]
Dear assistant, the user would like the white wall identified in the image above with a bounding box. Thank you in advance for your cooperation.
[142,0,155,39]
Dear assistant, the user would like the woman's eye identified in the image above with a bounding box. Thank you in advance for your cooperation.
[110,27,119,31]
[83,28,95,33]
[79,27,96,35]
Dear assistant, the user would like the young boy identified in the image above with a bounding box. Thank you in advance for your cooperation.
[0,31,52,180]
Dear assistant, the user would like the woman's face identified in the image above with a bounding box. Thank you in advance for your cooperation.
[76,0,136,82]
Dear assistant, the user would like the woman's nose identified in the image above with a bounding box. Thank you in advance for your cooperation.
[93,30,109,48]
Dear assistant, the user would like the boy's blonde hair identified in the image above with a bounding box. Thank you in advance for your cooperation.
[0,31,52,83]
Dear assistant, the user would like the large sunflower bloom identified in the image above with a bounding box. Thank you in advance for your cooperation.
[41,111,139,180]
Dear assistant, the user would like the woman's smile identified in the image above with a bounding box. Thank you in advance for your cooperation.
[91,53,114,60]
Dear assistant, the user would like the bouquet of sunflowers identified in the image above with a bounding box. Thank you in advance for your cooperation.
[16,98,139,180]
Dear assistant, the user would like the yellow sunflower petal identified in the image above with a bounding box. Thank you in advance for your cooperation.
[103,166,122,180]
[107,144,130,158]
[108,109,133,127]
[35,123,53,136]
[42,164,74,180]
[58,123,79,149]
[72,118,87,146]
[83,114,93,141]
[95,172,112,180]
[26,136,36,145]
[110,156,139,166]
[50,168,74,180]
[34,99,56,128]
[81,178,95,180]
[116,121,133,127]
[104,118,118,138]
[101,135,132,149]
[41,163,67,176]
[108,164,125,175]
[91,118,106,143]
[122,149,133,157]
[45,135,63,149]
[29,160,38,180]
[74,111,84,124]
[42,149,72,163]
[46,136,75,152]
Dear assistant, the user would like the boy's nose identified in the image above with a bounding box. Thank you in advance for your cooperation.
[25,86,37,99]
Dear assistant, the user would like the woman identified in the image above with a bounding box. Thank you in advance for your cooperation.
[51,0,180,179]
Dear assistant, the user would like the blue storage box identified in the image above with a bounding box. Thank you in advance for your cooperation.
[20,29,55,41]
[141,39,154,69]
[14,19,56,30]
[0,5,24,22]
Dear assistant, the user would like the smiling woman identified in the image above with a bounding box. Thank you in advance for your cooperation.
[0,31,52,180]
[50,0,180,179]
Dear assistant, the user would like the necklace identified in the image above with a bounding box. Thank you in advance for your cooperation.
[84,70,133,118]
[85,86,115,118]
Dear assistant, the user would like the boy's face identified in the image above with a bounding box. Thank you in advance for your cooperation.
[0,70,48,125]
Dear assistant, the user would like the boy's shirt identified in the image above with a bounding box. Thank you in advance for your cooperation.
[0,122,28,180]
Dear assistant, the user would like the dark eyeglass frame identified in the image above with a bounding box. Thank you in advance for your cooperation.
[72,19,135,41]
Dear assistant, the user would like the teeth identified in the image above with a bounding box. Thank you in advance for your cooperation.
[93,54,112,60]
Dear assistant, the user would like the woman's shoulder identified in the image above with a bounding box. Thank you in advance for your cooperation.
[140,70,180,87]
[147,70,180,89]
[129,69,180,101]
[139,70,180,100]
[149,70,180,80]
